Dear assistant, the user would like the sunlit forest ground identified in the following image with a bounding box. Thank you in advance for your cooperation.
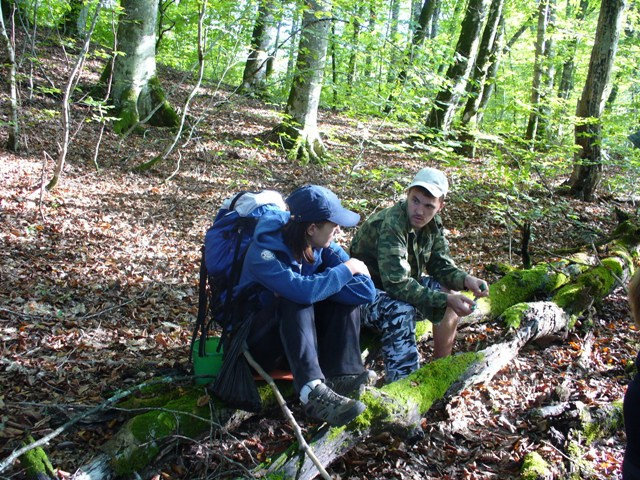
[1,33,638,479]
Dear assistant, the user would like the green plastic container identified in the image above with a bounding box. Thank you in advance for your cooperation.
[192,337,223,385]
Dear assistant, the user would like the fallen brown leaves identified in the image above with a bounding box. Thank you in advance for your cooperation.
[0,31,636,480]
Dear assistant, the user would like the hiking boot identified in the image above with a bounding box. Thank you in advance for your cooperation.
[325,370,378,397]
[303,383,366,426]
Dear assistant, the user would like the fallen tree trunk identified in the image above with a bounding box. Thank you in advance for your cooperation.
[69,381,292,480]
[255,224,638,479]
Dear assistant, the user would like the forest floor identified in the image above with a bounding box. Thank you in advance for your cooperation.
[1,35,639,480]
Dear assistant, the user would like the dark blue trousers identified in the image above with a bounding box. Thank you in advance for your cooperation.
[246,298,365,393]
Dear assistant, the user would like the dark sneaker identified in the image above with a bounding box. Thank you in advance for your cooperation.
[325,370,378,397]
[303,383,366,426]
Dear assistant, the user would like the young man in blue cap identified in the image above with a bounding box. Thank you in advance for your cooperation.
[236,185,376,426]
[350,167,489,382]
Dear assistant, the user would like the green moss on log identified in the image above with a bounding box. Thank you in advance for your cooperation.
[501,302,530,329]
[553,257,626,313]
[415,319,432,340]
[350,351,482,431]
[520,451,551,479]
[109,389,212,475]
[486,264,570,318]
[20,436,55,479]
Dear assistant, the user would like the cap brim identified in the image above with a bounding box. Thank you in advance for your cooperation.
[407,181,445,198]
[328,208,360,227]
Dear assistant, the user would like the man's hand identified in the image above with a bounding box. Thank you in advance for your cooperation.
[344,258,371,277]
[464,275,489,298]
[446,293,476,317]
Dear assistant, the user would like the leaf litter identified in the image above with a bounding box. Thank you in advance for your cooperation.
[0,32,637,480]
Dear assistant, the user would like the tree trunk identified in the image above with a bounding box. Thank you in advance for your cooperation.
[240,0,278,96]
[385,0,400,83]
[458,0,504,156]
[567,0,626,201]
[536,0,557,142]
[475,16,504,126]
[266,18,281,77]
[62,0,89,37]
[278,0,332,163]
[285,7,300,85]
[0,0,19,152]
[346,6,363,91]
[110,0,178,134]
[557,0,589,101]
[525,0,552,143]
[425,0,489,134]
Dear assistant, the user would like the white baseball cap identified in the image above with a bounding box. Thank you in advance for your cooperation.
[407,167,449,198]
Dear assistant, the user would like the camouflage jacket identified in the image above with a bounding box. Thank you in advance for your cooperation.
[350,200,467,322]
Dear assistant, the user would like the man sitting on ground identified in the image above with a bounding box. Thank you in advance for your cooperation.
[350,167,489,383]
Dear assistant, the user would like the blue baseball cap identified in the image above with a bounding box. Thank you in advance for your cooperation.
[286,185,360,227]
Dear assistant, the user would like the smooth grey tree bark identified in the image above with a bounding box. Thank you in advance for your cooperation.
[425,0,490,133]
[557,0,589,101]
[567,0,626,201]
[458,0,504,156]
[240,0,278,95]
[525,0,556,143]
[109,0,178,134]
[0,0,19,151]
[278,0,332,163]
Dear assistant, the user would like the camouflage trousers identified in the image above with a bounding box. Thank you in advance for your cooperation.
[360,277,442,383]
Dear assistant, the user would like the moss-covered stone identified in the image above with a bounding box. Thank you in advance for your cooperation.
[583,400,624,444]
[520,451,551,480]
[108,388,213,475]
[20,436,55,480]
[117,384,185,410]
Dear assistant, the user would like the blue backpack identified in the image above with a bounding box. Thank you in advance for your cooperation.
[192,191,286,361]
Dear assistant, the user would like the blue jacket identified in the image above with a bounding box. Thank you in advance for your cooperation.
[236,210,376,307]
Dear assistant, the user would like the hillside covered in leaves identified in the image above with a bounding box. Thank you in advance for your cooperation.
[1,5,640,479]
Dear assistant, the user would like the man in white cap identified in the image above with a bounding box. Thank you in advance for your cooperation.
[350,167,489,382]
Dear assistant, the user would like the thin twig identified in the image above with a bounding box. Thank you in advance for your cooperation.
[243,350,332,480]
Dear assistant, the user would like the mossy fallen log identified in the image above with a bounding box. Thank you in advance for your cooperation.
[257,236,637,480]
[71,381,292,480]
[19,436,55,480]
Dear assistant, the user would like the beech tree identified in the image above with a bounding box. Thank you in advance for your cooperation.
[425,0,490,133]
[459,0,504,156]
[567,0,627,201]
[0,0,19,151]
[109,0,178,134]
[240,0,278,96]
[278,0,332,162]
[525,0,556,144]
